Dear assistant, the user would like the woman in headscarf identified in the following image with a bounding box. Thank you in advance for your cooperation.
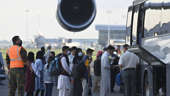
[34,51,45,96]
[25,52,35,96]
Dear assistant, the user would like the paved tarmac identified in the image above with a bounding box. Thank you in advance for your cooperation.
[0,79,123,96]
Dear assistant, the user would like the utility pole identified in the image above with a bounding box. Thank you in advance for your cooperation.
[25,9,30,41]
[107,10,112,45]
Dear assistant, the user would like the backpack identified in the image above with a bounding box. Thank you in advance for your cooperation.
[49,60,57,76]
[53,54,70,76]
[94,58,101,76]
[49,54,62,76]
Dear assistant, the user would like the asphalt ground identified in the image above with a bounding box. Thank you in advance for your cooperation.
[0,79,123,96]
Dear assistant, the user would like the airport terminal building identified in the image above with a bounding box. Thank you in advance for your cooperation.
[95,25,126,46]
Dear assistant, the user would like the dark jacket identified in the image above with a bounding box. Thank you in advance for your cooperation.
[81,55,90,80]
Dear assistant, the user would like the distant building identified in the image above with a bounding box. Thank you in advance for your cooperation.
[34,35,62,48]
[34,35,98,49]
[0,40,11,48]
[71,39,97,49]
[95,25,126,46]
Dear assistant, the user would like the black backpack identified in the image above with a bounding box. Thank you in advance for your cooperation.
[56,54,70,76]
[94,58,101,76]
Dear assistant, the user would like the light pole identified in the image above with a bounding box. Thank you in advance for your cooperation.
[25,9,30,41]
[107,10,112,45]
[37,11,41,35]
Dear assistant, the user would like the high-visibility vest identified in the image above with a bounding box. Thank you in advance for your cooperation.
[7,45,24,69]
[85,59,89,68]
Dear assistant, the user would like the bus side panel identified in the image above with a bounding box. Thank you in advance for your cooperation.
[136,63,147,96]
[166,64,170,96]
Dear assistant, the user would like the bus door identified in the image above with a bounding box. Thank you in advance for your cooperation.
[131,4,145,46]
[126,6,133,45]
[131,5,140,46]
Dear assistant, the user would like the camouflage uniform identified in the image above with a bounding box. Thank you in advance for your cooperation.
[6,47,27,96]
[8,68,25,96]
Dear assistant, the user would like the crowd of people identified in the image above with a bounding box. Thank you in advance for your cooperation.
[6,36,139,96]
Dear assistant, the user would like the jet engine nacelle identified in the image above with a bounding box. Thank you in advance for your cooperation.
[57,0,96,32]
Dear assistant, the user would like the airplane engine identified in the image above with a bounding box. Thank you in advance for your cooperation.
[57,0,96,32]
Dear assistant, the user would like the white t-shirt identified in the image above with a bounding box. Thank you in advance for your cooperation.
[119,51,139,70]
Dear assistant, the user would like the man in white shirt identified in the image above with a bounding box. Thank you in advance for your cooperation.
[57,46,71,96]
[119,44,139,96]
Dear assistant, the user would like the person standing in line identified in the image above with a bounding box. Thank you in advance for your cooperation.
[100,45,115,96]
[57,46,71,96]
[44,45,52,63]
[68,46,77,96]
[118,44,139,96]
[82,48,94,96]
[6,36,27,96]
[93,51,103,96]
[72,48,86,96]
[0,51,4,85]
[0,51,4,69]
[25,52,35,96]
[41,47,45,56]
[40,46,46,64]
[77,48,84,60]
[110,48,119,93]
[44,52,56,96]
[34,51,45,96]
[116,45,122,57]
[69,46,77,72]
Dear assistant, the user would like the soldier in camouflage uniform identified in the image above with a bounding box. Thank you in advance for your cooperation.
[6,36,27,96]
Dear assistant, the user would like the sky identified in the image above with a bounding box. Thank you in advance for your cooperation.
[0,0,133,41]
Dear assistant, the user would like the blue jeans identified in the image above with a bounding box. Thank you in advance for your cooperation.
[45,83,53,96]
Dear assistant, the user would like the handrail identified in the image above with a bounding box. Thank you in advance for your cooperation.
[128,45,166,65]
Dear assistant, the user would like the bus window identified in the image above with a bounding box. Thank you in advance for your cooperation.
[126,7,132,45]
[144,8,162,38]
[132,6,139,45]
[161,7,170,35]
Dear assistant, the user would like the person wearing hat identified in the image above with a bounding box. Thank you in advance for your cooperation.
[100,45,115,96]
[82,48,94,96]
